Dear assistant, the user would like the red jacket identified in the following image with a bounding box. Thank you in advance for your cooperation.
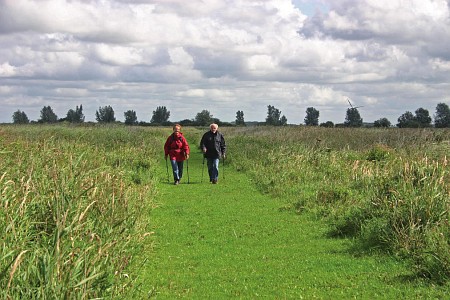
[164,132,190,162]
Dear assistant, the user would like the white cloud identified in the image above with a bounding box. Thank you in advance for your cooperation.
[168,47,194,67]
[94,44,144,66]
[177,89,206,97]
[0,62,16,77]
[247,55,278,73]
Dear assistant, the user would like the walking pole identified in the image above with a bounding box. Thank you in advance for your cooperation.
[222,155,225,180]
[201,156,205,183]
[165,157,170,183]
[186,158,190,184]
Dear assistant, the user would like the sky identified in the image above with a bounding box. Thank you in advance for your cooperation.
[0,0,449,124]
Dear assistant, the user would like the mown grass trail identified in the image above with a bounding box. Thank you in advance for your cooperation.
[133,146,446,298]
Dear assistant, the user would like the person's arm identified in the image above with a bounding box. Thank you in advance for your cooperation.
[164,136,170,158]
[183,136,190,158]
[200,133,207,153]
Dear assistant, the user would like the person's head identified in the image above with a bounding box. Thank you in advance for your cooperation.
[209,123,218,133]
[173,124,181,135]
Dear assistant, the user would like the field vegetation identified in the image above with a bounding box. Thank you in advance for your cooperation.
[0,124,448,299]
[0,125,162,299]
[226,126,449,283]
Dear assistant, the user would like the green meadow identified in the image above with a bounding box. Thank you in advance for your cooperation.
[1,125,448,299]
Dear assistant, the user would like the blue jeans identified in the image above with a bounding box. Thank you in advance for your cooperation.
[170,160,184,181]
[206,158,220,182]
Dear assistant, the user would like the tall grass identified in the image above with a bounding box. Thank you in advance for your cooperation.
[1,124,448,297]
[224,126,450,283]
[0,125,163,299]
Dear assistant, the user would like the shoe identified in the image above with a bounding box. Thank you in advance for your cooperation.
[212,179,218,184]
[174,180,179,185]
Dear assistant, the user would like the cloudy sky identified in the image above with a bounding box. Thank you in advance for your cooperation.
[1,0,449,124]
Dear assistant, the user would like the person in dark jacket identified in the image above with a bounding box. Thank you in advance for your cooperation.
[164,124,190,185]
[200,123,226,184]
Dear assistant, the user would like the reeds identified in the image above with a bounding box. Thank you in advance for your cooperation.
[1,125,162,299]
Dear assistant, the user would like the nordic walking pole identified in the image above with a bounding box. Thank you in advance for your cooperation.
[186,158,190,184]
[201,156,205,183]
[165,157,170,183]
[222,155,225,180]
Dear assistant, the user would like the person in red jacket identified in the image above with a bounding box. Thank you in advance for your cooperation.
[164,124,190,185]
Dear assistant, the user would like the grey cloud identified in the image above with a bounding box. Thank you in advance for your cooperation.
[189,48,245,79]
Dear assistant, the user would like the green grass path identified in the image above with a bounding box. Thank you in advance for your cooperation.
[134,151,443,299]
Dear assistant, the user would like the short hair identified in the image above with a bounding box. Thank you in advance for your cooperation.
[210,123,218,129]
[173,124,181,131]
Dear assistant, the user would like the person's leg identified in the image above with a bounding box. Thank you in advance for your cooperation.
[211,158,219,183]
[177,161,184,180]
[207,158,214,182]
[170,159,180,184]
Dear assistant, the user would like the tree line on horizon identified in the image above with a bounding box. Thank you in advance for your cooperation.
[9,102,450,128]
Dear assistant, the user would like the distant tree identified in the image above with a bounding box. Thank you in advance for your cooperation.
[434,102,450,128]
[235,110,245,126]
[374,117,391,128]
[39,106,58,123]
[124,110,138,125]
[266,105,280,125]
[137,121,150,126]
[218,121,233,127]
[414,108,432,127]
[304,107,319,126]
[195,110,213,126]
[266,105,287,126]
[212,117,223,125]
[95,105,116,123]
[344,108,363,127]
[397,111,418,128]
[66,105,85,123]
[12,110,30,124]
[320,121,334,128]
[151,106,170,124]
[179,119,195,126]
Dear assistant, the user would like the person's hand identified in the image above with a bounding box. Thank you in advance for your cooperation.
[202,147,207,153]
[185,154,189,159]
[222,154,226,159]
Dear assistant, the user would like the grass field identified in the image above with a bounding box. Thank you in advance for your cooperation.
[1,124,448,299]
